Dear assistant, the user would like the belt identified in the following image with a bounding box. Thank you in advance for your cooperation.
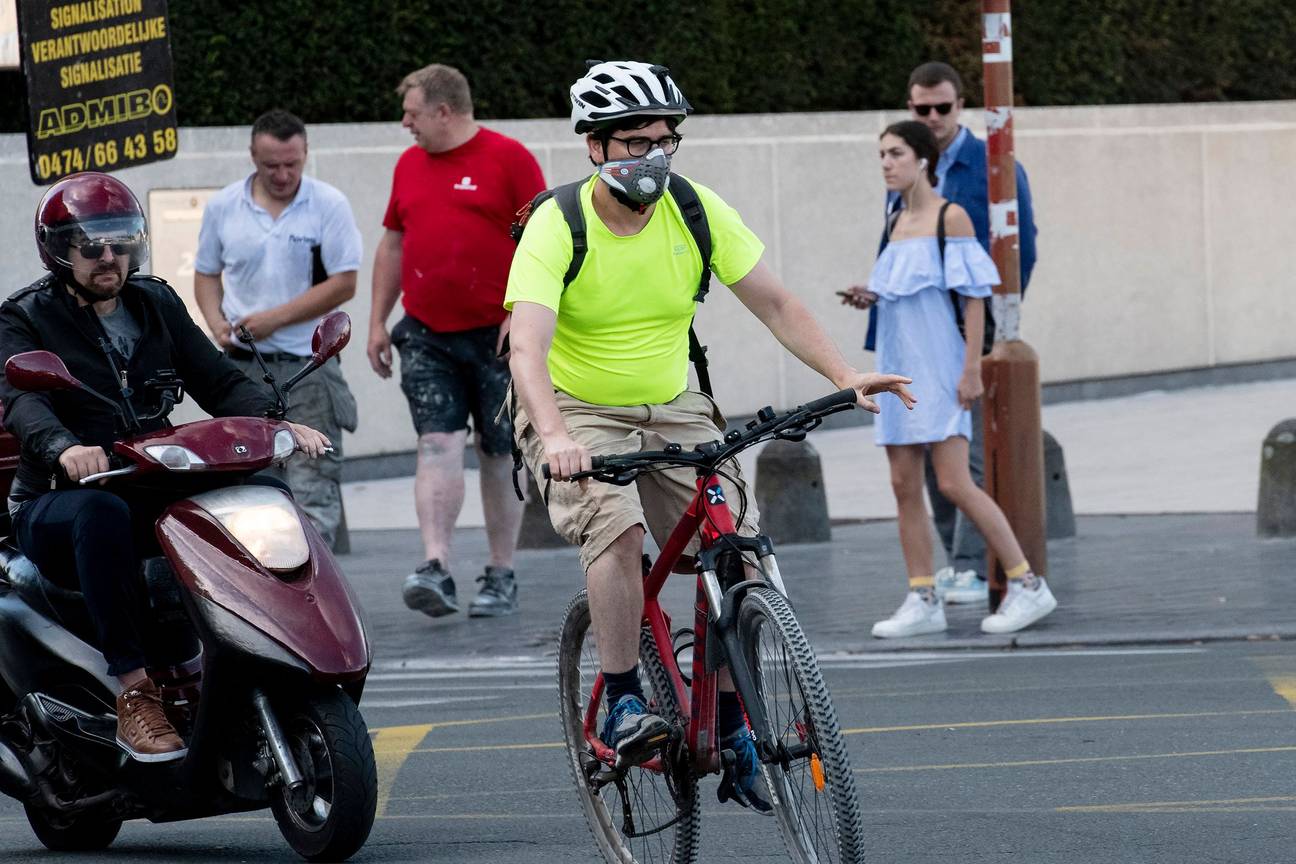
[225,346,311,364]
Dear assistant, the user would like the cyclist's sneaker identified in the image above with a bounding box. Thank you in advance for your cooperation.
[717,728,772,813]
[402,559,458,617]
[468,566,517,617]
[600,695,672,769]
[871,591,947,639]
[936,567,988,605]
[981,578,1057,634]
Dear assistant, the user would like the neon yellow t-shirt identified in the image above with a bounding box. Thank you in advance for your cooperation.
[504,175,764,406]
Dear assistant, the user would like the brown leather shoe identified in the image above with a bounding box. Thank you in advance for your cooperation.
[116,678,187,762]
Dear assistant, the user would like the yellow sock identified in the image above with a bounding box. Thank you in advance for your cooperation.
[908,575,935,590]
[1005,561,1031,581]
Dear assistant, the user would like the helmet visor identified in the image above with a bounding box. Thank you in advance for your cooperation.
[43,215,149,270]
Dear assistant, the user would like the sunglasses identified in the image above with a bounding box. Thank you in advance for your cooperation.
[912,102,954,117]
[74,241,131,259]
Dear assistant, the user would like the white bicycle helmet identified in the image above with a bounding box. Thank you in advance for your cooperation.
[570,60,692,133]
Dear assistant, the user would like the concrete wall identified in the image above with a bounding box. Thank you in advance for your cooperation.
[2,100,1293,457]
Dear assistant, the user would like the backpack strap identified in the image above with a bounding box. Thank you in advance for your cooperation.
[666,174,715,397]
[937,199,950,265]
[940,201,994,356]
[666,174,712,302]
[550,180,589,287]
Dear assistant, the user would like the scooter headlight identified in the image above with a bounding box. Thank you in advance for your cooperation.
[190,486,309,572]
[144,445,207,471]
[272,429,296,465]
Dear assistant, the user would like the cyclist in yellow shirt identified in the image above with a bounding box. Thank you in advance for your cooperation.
[506,60,915,807]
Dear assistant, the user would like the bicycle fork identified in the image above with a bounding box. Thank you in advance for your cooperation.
[696,549,794,770]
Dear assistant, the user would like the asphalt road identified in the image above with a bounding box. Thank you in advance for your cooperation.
[3,640,1295,863]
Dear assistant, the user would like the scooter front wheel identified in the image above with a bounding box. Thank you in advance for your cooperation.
[269,688,377,862]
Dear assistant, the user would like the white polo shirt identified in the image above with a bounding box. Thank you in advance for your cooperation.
[195,174,363,356]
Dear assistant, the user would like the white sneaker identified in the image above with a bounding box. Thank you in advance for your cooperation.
[872,591,947,639]
[980,578,1057,634]
[935,568,987,604]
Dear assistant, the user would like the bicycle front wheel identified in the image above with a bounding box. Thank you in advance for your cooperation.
[557,589,701,864]
[738,587,865,864]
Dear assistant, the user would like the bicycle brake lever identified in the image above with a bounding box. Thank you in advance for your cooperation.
[602,468,641,486]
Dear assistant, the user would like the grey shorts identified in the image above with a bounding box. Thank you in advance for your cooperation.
[390,316,514,455]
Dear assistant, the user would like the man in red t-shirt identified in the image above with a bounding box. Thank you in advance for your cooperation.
[368,63,546,620]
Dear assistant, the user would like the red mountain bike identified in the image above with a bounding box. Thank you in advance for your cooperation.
[550,389,866,864]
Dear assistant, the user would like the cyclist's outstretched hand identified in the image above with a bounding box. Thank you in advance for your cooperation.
[842,372,917,414]
[543,433,592,485]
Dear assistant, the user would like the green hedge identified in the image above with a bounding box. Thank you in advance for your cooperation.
[3,0,1295,133]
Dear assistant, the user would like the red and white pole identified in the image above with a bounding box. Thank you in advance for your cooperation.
[980,0,1047,608]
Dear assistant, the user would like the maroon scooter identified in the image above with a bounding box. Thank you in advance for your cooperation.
[0,312,375,862]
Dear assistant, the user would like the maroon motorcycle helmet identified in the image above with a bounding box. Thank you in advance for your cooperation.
[34,171,150,273]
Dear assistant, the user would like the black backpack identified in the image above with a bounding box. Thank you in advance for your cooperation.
[885,200,995,355]
[511,173,715,395]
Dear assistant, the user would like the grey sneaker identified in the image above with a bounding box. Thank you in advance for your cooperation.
[468,566,517,617]
[402,559,458,617]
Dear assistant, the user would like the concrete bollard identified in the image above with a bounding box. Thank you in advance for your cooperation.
[754,438,831,545]
[1257,418,1296,537]
[517,471,568,549]
[1043,430,1076,540]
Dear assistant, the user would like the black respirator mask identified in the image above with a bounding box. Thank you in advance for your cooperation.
[597,147,672,212]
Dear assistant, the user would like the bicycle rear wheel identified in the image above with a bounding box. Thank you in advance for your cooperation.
[558,589,701,864]
[737,587,865,864]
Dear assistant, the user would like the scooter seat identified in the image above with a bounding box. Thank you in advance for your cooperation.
[0,543,99,647]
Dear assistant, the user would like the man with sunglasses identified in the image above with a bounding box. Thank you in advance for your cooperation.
[508,60,915,809]
[863,60,1038,608]
[0,172,330,761]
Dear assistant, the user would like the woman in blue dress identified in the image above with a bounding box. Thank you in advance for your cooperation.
[841,121,1056,639]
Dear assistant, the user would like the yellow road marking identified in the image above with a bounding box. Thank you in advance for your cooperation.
[856,745,1296,774]
[369,712,552,815]
[1058,795,1296,814]
[409,742,565,754]
[371,724,433,817]
[370,713,551,753]
[840,707,1292,735]
[1267,676,1296,707]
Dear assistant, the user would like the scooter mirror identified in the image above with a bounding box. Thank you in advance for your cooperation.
[4,350,85,393]
[311,311,351,365]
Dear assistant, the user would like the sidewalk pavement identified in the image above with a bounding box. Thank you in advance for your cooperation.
[338,378,1296,661]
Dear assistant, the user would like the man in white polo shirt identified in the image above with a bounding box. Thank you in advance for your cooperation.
[194,109,363,547]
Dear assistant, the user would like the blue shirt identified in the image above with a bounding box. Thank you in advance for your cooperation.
[935,126,970,195]
[195,175,363,356]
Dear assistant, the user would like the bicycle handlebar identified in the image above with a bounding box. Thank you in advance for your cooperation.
[539,388,858,483]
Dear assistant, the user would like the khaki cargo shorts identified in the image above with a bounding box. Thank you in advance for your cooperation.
[514,389,761,572]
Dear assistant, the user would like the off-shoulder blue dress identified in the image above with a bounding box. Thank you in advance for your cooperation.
[869,236,1000,446]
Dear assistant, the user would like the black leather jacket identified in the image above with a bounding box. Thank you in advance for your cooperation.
[0,273,276,505]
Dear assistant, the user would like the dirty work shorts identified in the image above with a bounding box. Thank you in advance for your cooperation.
[514,389,761,572]
[390,316,514,456]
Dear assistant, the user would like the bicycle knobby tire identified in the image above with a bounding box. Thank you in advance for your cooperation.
[557,589,701,864]
[738,587,866,863]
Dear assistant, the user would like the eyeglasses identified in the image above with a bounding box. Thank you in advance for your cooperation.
[73,241,130,259]
[608,133,683,157]
[912,102,954,117]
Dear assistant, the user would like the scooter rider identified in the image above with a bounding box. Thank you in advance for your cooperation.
[0,172,331,763]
